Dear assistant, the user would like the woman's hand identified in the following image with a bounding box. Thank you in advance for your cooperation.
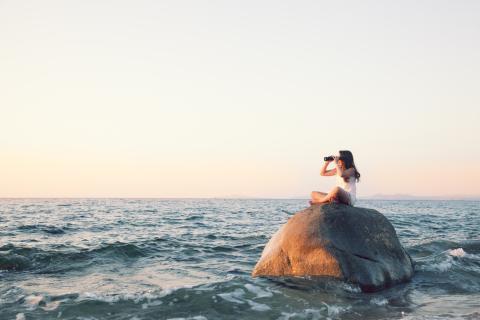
[333,155,340,164]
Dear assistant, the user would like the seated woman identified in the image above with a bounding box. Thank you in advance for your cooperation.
[309,150,360,206]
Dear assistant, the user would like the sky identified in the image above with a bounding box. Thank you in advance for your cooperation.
[1,0,479,198]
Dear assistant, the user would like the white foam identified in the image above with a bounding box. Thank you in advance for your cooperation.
[77,288,174,304]
[449,248,466,257]
[400,315,467,320]
[275,304,350,319]
[277,312,296,320]
[16,313,26,320]
[141,299,163,309]
[370,297,388,306]
[24,295,43,310]
[217,288,245,304]
[244,284,273,298]
[419,247,472,272]
[422,256,453,272]
[166,316,207,320]
[247,299,271,311]
[40,300,61,311]
[339,283,361,293]
[79,292,121,303]
[321,302,351,318]
[303,308,322,320]
[326,304,350,317]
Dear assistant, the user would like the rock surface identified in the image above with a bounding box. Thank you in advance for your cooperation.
[251,203,414,292]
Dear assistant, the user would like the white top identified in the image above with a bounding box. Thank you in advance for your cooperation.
[336,173,357,205]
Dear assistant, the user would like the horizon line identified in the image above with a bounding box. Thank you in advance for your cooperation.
[1,195,480,200]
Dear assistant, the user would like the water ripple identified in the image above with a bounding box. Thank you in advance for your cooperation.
[0,198,479,319]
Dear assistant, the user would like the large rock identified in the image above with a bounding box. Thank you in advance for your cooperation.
[251,203,414,292]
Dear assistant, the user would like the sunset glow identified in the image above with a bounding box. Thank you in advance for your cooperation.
[1,1,479,198]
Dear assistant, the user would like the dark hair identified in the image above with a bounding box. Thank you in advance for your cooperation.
[339,150,361,183]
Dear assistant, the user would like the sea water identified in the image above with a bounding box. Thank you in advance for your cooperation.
[1,199,479,320]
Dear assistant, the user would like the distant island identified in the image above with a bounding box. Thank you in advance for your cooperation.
[213,194,480,200]
[362,193,480,201]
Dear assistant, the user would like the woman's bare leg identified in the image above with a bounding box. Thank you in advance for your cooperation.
[309,187,351,205]
[309,191,330,205]
[311,191,328,201]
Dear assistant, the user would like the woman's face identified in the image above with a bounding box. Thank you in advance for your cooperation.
[337,152,344,167]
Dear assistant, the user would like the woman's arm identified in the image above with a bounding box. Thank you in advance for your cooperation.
[320,160,337,176]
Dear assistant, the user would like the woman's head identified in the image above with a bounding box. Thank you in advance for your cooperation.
[338,150,361,182]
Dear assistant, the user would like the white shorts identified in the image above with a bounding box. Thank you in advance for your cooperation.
[348,193,356,206]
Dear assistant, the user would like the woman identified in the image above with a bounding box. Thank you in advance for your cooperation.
[309,150,360,206]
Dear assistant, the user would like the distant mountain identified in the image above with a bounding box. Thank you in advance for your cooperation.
[363,193,480,200]
[209,194,480,200]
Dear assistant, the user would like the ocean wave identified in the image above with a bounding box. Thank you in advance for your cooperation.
[409,239,480,265]
[244,283,274,298]
[370,297,388,306]
[421,256,455,272]
[415,246,480,273]
[277,305,351,320]
[0,242,147,272]
[409,241,480,295]
[1,234,249,273]
[17,224,69,235]
[0,251,32,271]
[166,316,207,320]
[2,199,480,319]
[3,280,283,318]
[401,312,480,320]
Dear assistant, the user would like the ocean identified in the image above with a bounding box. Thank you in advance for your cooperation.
[1,199,479,320]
